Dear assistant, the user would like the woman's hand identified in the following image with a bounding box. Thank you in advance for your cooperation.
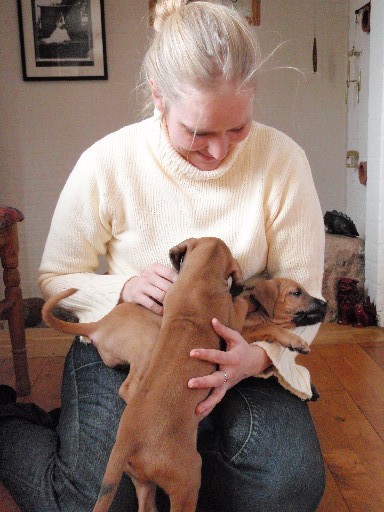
[120,263,178,315]
[188,318,272,418]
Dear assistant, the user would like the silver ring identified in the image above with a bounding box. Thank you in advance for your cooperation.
[219,370,228,383]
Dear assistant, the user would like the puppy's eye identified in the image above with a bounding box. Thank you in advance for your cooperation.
[290,289,302,297]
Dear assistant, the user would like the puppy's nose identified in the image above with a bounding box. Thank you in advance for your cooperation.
[293,298,328,326]
[315,298,327,311]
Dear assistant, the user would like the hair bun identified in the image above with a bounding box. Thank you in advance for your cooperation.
[153,0,188,32]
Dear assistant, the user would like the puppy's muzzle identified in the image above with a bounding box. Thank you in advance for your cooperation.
[293,298,327,326]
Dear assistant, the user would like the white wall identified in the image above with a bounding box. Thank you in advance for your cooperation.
[1,1,150,297]
[255,0,349,216]
[346,0,370,238]
[366,0,384,326]
[1,0,349,298]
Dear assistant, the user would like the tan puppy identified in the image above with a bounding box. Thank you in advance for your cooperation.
[43,237,248,512]
[241,277,327,353]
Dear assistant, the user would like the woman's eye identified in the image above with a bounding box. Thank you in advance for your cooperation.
[230,126,244,133]
[186,128,208,137]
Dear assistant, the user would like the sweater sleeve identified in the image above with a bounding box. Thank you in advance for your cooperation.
[38,147,132,322]
[252,145,325,400]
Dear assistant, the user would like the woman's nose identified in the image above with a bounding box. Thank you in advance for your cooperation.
[207,134,230,160]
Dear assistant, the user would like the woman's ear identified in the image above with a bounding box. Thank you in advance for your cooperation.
[150,80,165,112]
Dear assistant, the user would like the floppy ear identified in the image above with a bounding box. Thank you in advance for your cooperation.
[169,238,197,271]
[249,279,279,318]
[229,258,245,297]
[274,278,292,303]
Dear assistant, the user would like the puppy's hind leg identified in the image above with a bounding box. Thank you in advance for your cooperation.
[133,478,158,512]
[92,446,125,512]
[165,453,201,512]
[168,480,199,512]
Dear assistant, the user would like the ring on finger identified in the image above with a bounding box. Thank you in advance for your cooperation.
[219,370,228,384]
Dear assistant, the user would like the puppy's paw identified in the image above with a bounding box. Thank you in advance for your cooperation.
[286,333,310,354]
[288,344,310,354]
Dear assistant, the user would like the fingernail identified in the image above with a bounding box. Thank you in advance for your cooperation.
[190,350,199,356]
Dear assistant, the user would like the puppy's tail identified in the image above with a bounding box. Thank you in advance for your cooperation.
[42,288,94,338]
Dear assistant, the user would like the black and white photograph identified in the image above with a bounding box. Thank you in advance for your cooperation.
[17,0,107,80]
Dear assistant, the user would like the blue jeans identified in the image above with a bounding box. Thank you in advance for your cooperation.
[0,338,325,511]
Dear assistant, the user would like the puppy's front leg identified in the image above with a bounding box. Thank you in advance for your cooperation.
[231,296,250,331]
[242,323,310,354]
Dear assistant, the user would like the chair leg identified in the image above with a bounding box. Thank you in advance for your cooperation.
[1,225,31,396]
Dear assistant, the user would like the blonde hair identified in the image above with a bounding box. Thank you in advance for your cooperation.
[141,0,261,114]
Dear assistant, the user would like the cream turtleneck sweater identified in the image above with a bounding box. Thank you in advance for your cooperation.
[39,112,325,400]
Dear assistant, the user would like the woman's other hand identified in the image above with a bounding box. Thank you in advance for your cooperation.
[120,263,178,315]
[188,318,272,418]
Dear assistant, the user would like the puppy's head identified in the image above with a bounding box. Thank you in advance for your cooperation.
[274,279,327,327]
[169,237,244,295]
[249,278,327,327]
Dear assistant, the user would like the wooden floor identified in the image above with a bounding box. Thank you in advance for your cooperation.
[1,323,384,511]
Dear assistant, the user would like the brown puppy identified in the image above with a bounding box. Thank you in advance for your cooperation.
[43,237,248,512]
[241,277,327,353]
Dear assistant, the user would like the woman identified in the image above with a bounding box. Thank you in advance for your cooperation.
[0,1,325,510]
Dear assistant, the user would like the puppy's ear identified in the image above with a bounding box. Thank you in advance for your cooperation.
[274,278,291,303]
[250,280,279,318]
[229,259,244,297]
[169,238,197,271]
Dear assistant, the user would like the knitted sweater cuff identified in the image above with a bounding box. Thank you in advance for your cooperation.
[252,340,313,400]
[250,321,322,400]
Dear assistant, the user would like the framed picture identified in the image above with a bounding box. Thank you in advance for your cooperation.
[17,0,108,81]
[149,0,260,26]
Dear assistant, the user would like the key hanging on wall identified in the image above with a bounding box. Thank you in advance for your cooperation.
[313,0,317,72]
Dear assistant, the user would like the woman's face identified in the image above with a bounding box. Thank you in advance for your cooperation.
[152,82,254,171]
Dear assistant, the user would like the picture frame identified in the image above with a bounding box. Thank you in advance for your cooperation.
[17,0,108,81]
[234,0,260,25]
[149,0,260,26]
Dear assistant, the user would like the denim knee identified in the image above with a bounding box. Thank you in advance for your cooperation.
[198,377,325,512]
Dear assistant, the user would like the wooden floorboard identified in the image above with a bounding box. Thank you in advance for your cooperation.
[1,323,384,511]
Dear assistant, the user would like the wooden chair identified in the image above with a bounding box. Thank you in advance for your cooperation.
[0,206,30,396]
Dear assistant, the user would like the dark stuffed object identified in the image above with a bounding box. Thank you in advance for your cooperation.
[23,297,45,327]
[324,210,359,238]
[0,385,61,428]
[0,385,17,405]
[22,297,78,328]
[51,306,78,325]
